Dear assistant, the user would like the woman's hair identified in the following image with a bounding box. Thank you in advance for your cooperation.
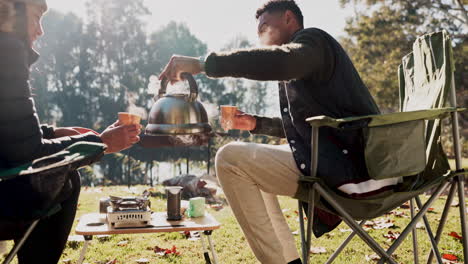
[0,0,15,32]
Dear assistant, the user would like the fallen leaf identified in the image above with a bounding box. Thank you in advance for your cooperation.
[310,246,327,254]
[383,231,401,241]
[292,230,299,236]
[372,219,396,230]
[136,258,150,264]
[449,232,463,240]
[106,259,117,264]
[451,201,460,207]
[364,220,375,228]
[416,223,426,230]
[153,245,181,257]
[442,253,458,261]
[427,208,437,214]
[282,208,291,213]
[62,259,72,264]
[365,254,380,262]
[209,204,224,211]
[117,240,128,247]
[185,231,201,241]
[339,228,353,233]
[393,211,409,218]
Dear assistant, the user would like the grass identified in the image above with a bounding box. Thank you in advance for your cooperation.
[449,158,468,170]
[1,184,467,264]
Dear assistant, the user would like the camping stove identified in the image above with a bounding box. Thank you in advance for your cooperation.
[106,196,152,228]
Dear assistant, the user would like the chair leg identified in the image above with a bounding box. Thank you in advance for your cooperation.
[325,221,365,264]
[299,186,316,264]
[299,200,307,264]
[456,175,468,264]
[2,220,39,264]
[377,182,450,264]
[305,187,315,264]
[410,199,419,264]
[313,184,398,264]
[449,72,468,263]
[414,197,443,264]
[427,181,457,264]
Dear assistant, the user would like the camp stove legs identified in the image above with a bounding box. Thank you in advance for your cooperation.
[201,230,219,264]
[76,232,218,264]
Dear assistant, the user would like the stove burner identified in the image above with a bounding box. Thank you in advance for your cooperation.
[106,196,152,228]
[109,196,151,212]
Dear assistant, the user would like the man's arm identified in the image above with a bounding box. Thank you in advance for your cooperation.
[159,28,335,84]
[204,29,334,82]
[250,116,285,138]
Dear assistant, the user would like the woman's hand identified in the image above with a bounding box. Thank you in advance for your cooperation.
[100,121,141,154]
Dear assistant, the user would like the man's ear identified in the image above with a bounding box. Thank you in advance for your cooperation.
[284,10,294,25]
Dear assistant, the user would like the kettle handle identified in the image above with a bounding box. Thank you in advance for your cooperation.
[159,73,198,102]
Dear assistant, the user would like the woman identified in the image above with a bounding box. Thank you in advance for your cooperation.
[0,0,141,262]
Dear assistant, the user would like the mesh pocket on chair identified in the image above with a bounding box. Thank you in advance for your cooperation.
[364,120,427,180]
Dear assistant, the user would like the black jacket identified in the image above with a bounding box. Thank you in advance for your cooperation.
[0,32,101,170]
[206,28,380,186]
[205,28,380,236]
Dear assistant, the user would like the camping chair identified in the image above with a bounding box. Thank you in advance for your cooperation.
[0,142,105,264]
[297,31,467,264]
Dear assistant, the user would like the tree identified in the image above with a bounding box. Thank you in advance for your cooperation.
[340,0,467,156]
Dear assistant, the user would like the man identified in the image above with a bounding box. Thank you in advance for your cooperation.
[0,0,140,263]
[159,1,395,263]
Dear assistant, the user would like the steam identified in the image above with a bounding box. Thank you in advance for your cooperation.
[169,134,210,146]
[199,101,219,124]
[147,75,192,95]
[125,91,147,120]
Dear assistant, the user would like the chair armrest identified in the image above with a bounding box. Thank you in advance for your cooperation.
[0,142,106,181]
[306,107,466,129]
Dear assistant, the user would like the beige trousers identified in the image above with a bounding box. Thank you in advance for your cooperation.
[215,142,301,264]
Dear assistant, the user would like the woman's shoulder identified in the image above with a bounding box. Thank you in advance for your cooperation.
[0,32,26,52]
[0,32,29,76]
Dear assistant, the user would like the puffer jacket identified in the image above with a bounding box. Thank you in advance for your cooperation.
[0,32,102,170]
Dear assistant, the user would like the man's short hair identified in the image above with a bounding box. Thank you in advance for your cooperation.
[255,0,304,28]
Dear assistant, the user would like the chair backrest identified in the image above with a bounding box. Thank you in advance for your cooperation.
[399,31,454,112]
[398,31,454,183]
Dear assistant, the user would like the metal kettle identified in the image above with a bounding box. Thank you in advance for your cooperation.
[145,73,212,135]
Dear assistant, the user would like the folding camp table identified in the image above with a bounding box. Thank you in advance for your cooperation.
[75,212,221,264]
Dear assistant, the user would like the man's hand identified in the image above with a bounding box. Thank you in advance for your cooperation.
[100,121,141,154]
[231,110,257,131]
[159,55,204,84]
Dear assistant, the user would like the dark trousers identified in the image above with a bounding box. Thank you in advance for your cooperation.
[13,171,81,264]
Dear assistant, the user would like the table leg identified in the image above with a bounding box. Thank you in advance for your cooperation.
[204,231,219,264]
[200,232,212,264]
[77,235,92,264]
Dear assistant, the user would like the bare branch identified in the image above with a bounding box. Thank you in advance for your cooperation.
[455,0,468,25]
